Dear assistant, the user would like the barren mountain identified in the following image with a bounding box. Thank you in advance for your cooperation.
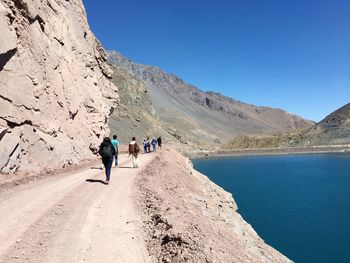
[222,103,350,150]
[108,64,167,145]
[107,51,313,151]
[298,103,350,146]
[0,0,118,174]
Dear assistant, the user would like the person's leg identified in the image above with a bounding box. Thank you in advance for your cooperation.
[115,154,118,166]
[105,158,113,183]
[135,155,139,168]
[102,158,108,182]
[132,154,136,167]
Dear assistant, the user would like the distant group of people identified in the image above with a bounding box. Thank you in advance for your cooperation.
[98,135,162,184]
[143,136,162,153]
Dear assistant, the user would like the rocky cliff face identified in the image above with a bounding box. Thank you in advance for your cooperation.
[0,0,118,174]
[107,51,313,151]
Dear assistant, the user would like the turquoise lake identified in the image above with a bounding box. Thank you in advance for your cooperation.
[192,154,350,263]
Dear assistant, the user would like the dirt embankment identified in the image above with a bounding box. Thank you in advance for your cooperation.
[136,148,292,263]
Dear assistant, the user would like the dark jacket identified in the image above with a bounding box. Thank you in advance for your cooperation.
[98,141,116,160]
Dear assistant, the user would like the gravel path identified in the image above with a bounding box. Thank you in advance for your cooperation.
[0,153,154,263]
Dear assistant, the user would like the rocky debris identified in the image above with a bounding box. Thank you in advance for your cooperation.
[137,148,292,262]
[0,0,119,174]
[107,50,314,151]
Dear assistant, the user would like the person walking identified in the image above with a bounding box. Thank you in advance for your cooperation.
[111,135,120,166]
[98,137,116,184]
[128,137,140,168]
[145,136,151,153]
[157,136,162,150]
[143,139,147,153]
[151,137,157,152]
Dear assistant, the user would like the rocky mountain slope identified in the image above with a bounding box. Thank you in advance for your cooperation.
[107,51,313,151]
[0,0,118,174]
[298,103,350,146]
[222,103,350,150]
[108,64,166,145]
[108,65,205,151]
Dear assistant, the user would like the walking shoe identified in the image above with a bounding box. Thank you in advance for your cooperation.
[105,180,109,185]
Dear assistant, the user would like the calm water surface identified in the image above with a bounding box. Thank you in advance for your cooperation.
[192,154,350,263]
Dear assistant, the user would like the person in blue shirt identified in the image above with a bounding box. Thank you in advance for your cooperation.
[111,135,120,166]
[151,137,157,152]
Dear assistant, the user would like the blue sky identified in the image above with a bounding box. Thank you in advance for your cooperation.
[83,0,350,122]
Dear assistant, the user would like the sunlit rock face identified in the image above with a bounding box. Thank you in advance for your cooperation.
[0,0,119,174]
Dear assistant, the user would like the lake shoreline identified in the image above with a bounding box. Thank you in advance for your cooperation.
[192,152,350,262]
[190,145,350,159]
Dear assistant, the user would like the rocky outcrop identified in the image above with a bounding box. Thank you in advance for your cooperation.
[107,51,313,152]
[0,0,118,174]
[137,148,292,262]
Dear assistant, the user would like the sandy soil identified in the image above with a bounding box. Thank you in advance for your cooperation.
[0,152,155,263]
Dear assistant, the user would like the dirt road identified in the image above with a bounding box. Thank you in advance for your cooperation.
[0,153,154,263]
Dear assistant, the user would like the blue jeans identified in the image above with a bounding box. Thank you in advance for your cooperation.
[114,154,118,166]
[102,158,113,181]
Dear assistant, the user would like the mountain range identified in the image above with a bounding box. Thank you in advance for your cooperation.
[107,51,313,153]
[222,103,350,150]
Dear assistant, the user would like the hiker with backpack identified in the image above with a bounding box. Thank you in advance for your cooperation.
[128,137,140,168]
[98,137,116,184]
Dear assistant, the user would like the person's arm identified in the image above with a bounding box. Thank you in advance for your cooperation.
[98,144,103,156]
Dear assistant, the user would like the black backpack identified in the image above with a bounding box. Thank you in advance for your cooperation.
[101,144,113,159]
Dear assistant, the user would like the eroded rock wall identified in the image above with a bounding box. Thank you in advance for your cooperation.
[0,0,118,174]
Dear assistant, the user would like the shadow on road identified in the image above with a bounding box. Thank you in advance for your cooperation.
[85,179,107,184]
[118,166,135,169]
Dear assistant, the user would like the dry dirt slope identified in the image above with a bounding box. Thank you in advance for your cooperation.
[137,148,292,262]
